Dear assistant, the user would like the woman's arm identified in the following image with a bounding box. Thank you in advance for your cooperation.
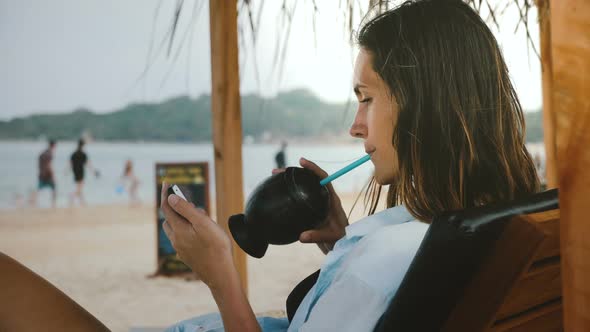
[0,252,109,331]
[160,183,261,332]
[210,259,261,332]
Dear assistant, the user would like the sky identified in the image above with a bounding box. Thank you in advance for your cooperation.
[0,0,543,120]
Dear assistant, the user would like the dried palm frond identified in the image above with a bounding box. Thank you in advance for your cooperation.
[154,0,540,93]
[465,0,540,58]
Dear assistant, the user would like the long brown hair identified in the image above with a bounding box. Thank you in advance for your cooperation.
[356,0,539,222]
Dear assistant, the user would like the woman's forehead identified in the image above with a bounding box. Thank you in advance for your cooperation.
[353,50,379,89]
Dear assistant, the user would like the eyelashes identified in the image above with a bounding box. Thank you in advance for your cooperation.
[359,98,372,104]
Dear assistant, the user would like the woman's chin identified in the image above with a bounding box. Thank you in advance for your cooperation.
[374,172,395,186]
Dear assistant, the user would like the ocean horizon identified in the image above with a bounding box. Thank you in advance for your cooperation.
[0,140,373,210]
[1,140,546,210]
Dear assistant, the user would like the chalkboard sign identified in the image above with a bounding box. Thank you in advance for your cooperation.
[155,162,210,276]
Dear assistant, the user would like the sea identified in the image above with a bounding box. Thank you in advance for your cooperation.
[0,141,373,209]
[0,140,546,210]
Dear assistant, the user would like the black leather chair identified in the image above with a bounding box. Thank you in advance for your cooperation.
[286,189,560,331]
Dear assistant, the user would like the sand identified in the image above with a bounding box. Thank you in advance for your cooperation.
[0,193,370,332]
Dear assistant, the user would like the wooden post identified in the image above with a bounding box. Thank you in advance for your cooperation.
[208,0,248,294]
[537,0,558,188]
[549,0,590,330]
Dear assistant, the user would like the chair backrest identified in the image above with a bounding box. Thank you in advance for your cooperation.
[491,208,561,331]
[374,189,560,332]
[442,209,562,332]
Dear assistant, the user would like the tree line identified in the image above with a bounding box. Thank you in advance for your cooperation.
[0,89,543,143]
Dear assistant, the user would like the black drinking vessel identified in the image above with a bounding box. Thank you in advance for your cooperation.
[228,167,330,258]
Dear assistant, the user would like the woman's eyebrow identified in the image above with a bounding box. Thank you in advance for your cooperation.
[354,83,368,96]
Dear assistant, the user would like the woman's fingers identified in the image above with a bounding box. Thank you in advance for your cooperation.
[272,168,286,175]
[162,220,174,243]
[161,183,191,233]
[299,157,338,197]
[160,182,169,208]
[167,194,208,229]
[160,182,175,216]
[299,228,343,244]
[299,158,328,178]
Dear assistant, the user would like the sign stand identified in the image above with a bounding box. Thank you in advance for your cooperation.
[154,162,210,277]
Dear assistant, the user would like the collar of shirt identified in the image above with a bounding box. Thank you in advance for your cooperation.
[344,205,415,239]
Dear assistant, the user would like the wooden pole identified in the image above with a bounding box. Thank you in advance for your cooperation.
[537,0,558,188]
[208,0,248,294]
[549,0,590,330]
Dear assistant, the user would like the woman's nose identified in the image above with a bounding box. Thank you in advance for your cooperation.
[349,121,367,139]
[349,110,367,139]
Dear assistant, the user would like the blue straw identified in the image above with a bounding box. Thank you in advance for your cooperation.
[320,154,371,186]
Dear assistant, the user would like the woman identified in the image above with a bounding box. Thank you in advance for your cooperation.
[0,0,539,331]
[162,0,538,331]
[121,159,140,206]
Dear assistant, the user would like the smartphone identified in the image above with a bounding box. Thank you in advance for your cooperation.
[167,184,188,202]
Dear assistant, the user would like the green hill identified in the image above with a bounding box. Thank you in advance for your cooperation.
[0,89,543,143]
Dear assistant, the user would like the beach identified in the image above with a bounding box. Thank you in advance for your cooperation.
[0,193,369,331]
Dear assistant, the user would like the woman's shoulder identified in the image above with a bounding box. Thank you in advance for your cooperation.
[340,220,429,293]
[354,220,429,263]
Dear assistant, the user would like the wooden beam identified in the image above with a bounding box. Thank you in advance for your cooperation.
[537,0,558,188]
[208,0,248,294]
[549,0,590,330]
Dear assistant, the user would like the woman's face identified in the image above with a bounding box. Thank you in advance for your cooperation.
[350,49,399,185]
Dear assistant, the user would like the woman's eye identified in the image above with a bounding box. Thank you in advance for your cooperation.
[359,98,372,104]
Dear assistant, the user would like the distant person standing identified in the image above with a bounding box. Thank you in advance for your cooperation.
[34,139,57,208]
[121,159,140,206]
[69,139,91,206]
[274,141,287,169]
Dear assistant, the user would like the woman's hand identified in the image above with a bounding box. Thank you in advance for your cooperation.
[160,183,234,290]
[161,184,262,331]
[275,158,349,254]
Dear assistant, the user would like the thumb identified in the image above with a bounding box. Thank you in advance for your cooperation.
[168,194,206,227]
[299,229,342,244]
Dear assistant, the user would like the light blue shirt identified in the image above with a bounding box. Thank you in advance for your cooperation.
[288,205,428,331]
[165,205,428,332]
